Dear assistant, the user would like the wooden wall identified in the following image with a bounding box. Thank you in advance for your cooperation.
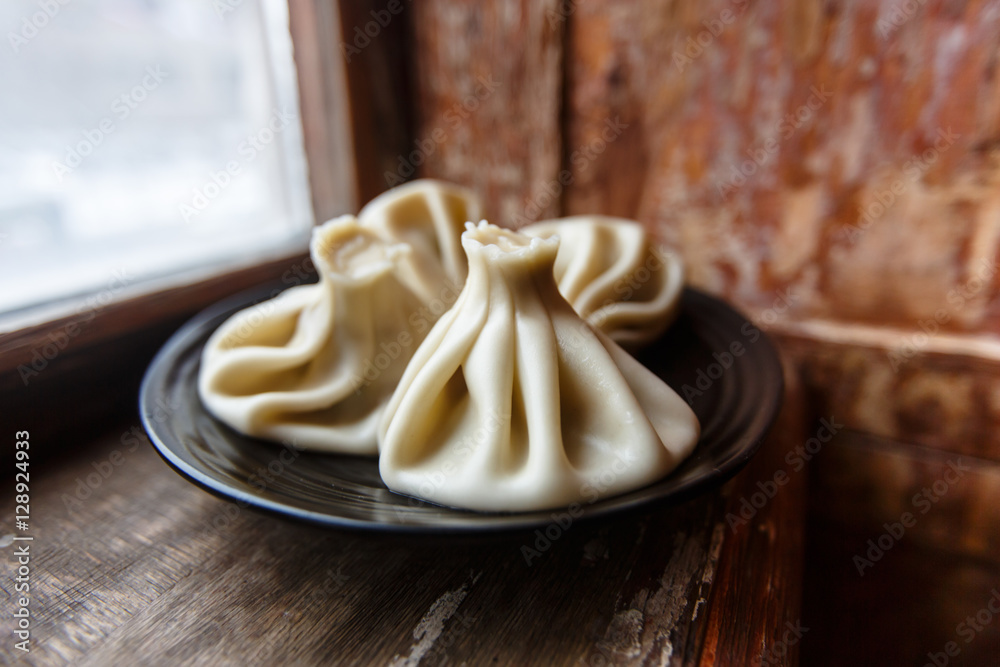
[391,0,1000,557]
[318,0,999,660]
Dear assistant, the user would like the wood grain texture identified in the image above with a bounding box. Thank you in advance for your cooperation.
[287,0,361,220]
[0,254,312,461]
[699,357,807,667]
[801,516,1000,666]
[0,391,804,666]
[560,0,1000,334]
[289,0,415,216]
[402,0,1000,496]
[808,429,1000,564]
[411,0,565,227]
[336,0,416,206]
[778,329,1000,461]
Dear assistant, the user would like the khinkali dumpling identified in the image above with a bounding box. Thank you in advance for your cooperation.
[522,216,684,348]
[199,216,426,454]
[358,179,482,305]
[378,222,700,512]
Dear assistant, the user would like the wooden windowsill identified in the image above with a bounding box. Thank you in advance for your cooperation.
[0,251,314,457]
[0,248,310,378]
[0,372,805,665]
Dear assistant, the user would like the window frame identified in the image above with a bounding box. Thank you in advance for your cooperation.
[0,0,411,442]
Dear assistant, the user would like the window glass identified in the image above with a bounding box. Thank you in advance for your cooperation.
[0,0,312,315]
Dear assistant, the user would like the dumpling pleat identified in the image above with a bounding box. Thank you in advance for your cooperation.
[522,216,685,349]
[199,217,426,454]
[378,223,700,511]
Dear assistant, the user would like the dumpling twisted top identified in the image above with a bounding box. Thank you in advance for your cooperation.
[378,222,700,511]
[522,216,684,349]
[359,179,482,305]
[199,216,427,454]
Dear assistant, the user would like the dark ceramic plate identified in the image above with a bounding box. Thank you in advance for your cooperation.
[140,284,783,534]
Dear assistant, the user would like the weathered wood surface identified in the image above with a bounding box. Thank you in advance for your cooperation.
[0,384,804,666]
[410,0,565,227]
[802,504,1000,666]
[409,0,1000,340]
[410,0,1000,334]
[778,330,1000,461]
[287,0,362,221]
[559,0,1000,333]
[409,0,1000,589]
[333,0,416,208]
[699,358,806,667]
[807,428,1000,565]
[0,252,311,463]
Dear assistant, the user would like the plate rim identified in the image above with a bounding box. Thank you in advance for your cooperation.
[140,284,784,535]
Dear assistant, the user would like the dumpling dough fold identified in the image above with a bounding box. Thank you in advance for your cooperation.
[522,216,684,348]
[199,216,426,454]
[359,179,482,305]
[378,222,700,512]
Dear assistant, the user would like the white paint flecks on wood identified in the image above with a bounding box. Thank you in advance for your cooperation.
[390,573,482,667]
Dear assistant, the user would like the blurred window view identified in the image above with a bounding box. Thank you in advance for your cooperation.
[0,0,312,315]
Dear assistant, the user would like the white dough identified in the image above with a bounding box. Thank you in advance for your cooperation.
[378,222,700,512]
[198,216,427,454]
[358,179,483,305]
[522,216,685,349]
